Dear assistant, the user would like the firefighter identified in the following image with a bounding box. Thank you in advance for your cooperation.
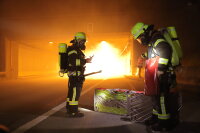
[65,32,92,117]
[136,54,146,78]
[131,22,178,131]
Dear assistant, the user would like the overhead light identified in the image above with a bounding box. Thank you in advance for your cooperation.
[49,42,54,44]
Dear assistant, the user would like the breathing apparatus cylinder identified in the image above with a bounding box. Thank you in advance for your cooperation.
[167,27,183,59]
[163,32,180,66]
[59,43,67,53]
[58,43,68,70]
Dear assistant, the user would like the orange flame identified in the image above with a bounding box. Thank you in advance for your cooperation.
[85,41,131,79]
[135,67,139,76]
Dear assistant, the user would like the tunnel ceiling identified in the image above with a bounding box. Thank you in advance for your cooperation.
[0,0,199,40]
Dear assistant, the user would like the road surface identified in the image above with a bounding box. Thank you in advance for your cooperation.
[0,76,200,133]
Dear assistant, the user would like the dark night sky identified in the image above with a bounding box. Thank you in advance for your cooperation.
[0,0,200,66]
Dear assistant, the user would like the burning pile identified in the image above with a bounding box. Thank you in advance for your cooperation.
[85,41,131,79]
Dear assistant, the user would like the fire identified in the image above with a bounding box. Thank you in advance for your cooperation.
[85,41,131,79]
[135,67,139,76]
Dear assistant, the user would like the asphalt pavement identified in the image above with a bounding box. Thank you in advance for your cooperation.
[0,76,200,133]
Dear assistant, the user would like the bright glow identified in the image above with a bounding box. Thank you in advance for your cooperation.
[101,41,107,45]
[49,42,54,44]
[85,41,131,79]
[135,67,139,76]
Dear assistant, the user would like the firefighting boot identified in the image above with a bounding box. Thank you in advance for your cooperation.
[170,112,180,127]
[66,101,70,113]
[150,120,175,132]
[66,107,80,114]
[66,112,84,118]
[145,115,158,126]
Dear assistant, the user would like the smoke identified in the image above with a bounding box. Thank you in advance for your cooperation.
[1,0,200,67]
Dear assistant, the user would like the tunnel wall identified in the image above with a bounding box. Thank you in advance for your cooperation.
[0,34,6,74]
[18,41,58,77]
[3,37,19,79]
[0,37,59,79]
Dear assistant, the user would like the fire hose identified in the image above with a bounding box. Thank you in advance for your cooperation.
[59,70,102,77]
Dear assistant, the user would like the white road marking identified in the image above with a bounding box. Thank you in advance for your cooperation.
[11,79,105,133]
[11,102,65,133]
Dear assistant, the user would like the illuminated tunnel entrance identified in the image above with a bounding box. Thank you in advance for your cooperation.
[0,33,135,79]
[15,33,135,79]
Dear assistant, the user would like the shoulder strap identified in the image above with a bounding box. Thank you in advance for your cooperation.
[153,39,166,48]
[151,39,166,57]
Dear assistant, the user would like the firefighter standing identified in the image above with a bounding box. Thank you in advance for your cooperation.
[131,22,178,131]
[64,32,92,117]
[136,54,146,78]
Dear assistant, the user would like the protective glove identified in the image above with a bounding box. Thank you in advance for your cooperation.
[86,55,94,63]
[59,69,66,73]
[141,53,147,59]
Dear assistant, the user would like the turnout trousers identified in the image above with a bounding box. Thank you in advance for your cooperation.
[152,73,171,123]
[66,76,84,114]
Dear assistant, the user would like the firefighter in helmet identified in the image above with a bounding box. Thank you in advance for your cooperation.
[131,22,178,131]
[66,32,92,117]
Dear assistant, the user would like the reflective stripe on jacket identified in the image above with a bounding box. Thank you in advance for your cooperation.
[67,45,86,76]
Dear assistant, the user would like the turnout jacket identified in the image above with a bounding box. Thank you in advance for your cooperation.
[148,31,172,72]
[144,31,173,95]
[67,45,86,77]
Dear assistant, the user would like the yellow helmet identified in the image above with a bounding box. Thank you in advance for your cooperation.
[131,22,149,39]
[74,32,86,40]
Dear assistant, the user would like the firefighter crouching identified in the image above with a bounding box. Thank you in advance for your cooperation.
[131,22,180,131]
[60,32,93,117]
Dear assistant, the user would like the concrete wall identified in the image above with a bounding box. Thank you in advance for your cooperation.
[0,34,6,77]
[18,40,58,77]
[0,37,59,79]
[4,37,19,79]
[0,36,18,79]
